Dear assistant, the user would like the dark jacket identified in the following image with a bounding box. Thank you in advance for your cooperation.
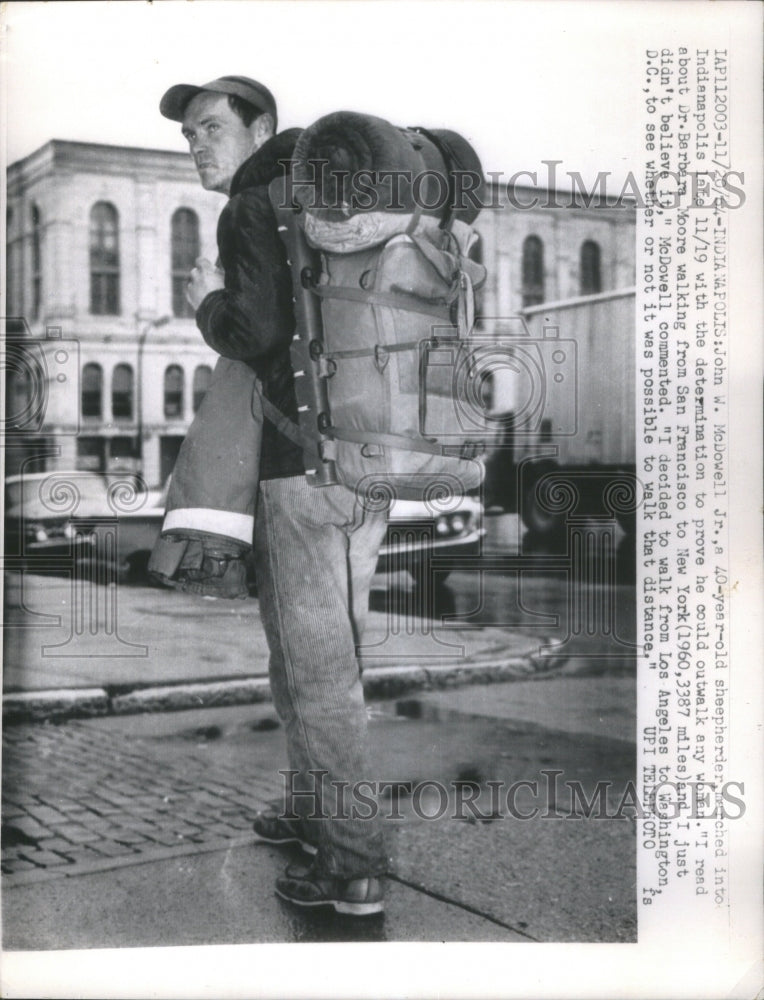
[196,129,304,480]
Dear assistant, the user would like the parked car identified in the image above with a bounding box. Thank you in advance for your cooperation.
[117,488,484,585]
[375,496,483,582]
[6,470,484,584]
[5,472,71,560]
[4,471,152,564]
[8,473,481,585]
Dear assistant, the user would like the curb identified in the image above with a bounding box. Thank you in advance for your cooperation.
[2,688,110,724]
[3,653,545,725]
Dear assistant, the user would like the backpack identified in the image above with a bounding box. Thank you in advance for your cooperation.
[265,111,488,503]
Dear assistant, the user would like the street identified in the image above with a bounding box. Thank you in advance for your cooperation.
[3,514,636,691]
[2,513,637,946]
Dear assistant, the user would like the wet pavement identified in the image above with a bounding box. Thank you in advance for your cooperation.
[2,676,636,948]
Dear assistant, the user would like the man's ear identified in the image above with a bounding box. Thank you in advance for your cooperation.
[252,112,275,145]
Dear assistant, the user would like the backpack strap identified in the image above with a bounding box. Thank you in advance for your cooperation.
[322,340,423,361]
[325,424,483,459]
[407,233,460,284]
[259,394,320,459]
[408,126,458,231]
[261,389,440,457]
[311,283,453,320]
[261,394,481,461]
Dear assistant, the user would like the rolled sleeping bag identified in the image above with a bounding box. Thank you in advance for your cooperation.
[291,111,484,253]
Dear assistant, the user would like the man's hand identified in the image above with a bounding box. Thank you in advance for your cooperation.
[186,257,225,311]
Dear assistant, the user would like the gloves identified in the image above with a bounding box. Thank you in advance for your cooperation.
[148,531,250,600]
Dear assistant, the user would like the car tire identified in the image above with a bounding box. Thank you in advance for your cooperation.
[520,474,567,539]
[125,551,152,584]
[408,560,452,586]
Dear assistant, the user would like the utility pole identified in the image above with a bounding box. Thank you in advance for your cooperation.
[135,315,170,480]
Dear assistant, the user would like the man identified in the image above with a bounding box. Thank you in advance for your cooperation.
[159,76,388,915]
[150,75,294,597]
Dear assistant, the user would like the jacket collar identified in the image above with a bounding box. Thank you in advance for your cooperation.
[229,128,303,197]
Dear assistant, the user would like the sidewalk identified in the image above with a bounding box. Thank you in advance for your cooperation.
[2,545,637,955]
[1,706,527,947]
[3,568,556,722]
[2,679,636,950]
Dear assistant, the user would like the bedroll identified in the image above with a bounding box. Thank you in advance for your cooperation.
[267,111,490,503]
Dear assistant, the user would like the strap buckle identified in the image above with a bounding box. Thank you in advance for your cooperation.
[374,344,390,373]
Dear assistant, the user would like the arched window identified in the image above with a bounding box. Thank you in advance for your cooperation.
[192,365,212,412]
[521,235,544,308]
[164,365,184,418]
[580,240,602,295]
[90,202,120,315]
[171,208,201,318]
[82,363,103,418]
[31,204,42,319]
[112,364,134,421]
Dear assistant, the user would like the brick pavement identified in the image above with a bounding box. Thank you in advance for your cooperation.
[1,720,283,885]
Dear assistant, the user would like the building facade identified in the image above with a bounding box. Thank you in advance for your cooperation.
[5,140,223,487]
[476,185,635,317]
[5,140,636,488]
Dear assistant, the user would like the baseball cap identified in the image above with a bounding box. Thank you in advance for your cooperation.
[160,75,277,129]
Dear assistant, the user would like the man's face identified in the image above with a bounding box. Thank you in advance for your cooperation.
[181,92,259,194]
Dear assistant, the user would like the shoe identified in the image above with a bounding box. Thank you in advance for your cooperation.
[275,863,385,916]
[252,809,317,856]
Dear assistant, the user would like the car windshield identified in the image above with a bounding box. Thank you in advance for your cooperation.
[5,480,30,508]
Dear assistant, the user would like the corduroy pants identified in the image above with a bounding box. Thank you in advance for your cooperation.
[254,475,389,877]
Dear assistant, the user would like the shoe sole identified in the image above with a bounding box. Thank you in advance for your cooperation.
[334,899,385,916]
[253,831,318,856]
[274,887,384,916]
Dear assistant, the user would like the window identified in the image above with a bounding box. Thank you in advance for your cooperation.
[31,204,42,319]
[192,365,212,412]
[580,240,602,295]
[76,437,106,472]
[112,364,134,421]
[108,437,139,472]
[171,208,200,318]
[521,235,544,308]
[82,363,103,418]
[90,202,120,315]
[164,365,184,419]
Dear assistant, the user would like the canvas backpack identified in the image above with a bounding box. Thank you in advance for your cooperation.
[264,113,489,503]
